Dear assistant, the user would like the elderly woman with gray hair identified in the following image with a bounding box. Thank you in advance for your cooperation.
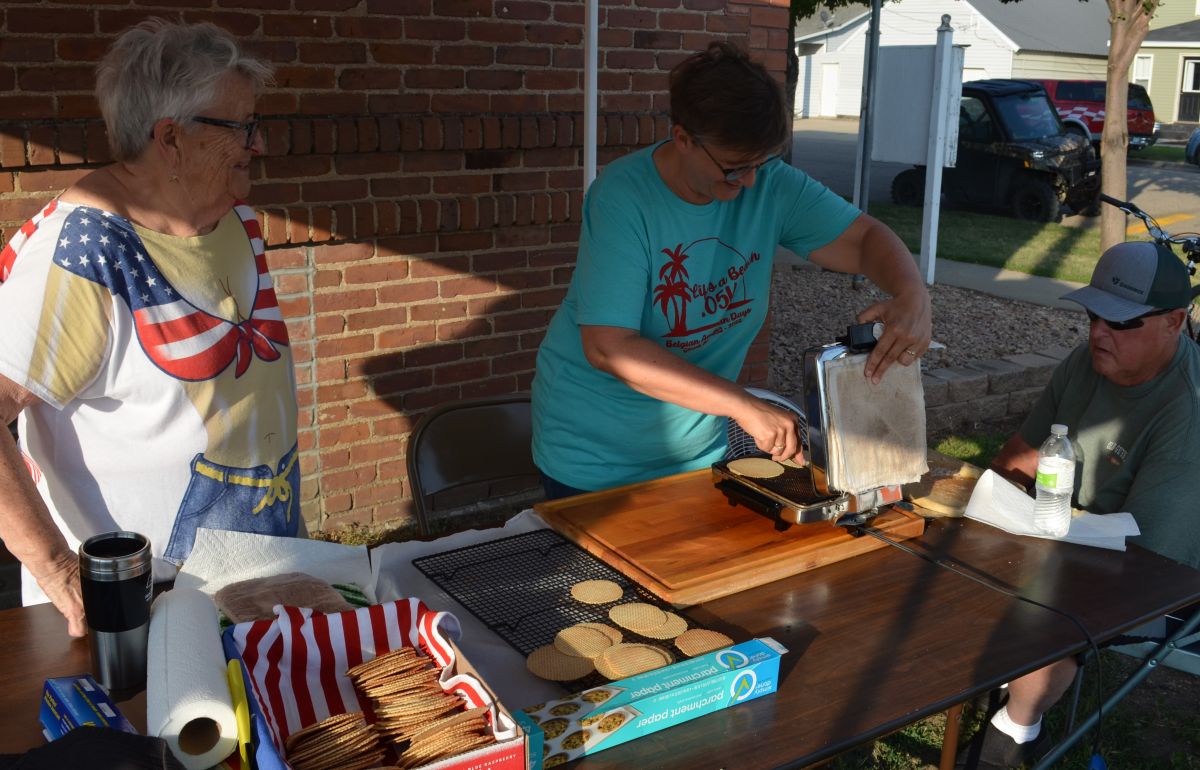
[0,18,299,636]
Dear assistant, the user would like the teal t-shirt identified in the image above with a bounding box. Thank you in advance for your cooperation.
[1019,339,1200,569]
[531,141,861,491]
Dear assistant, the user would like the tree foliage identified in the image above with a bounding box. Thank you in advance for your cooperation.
[787,0,1162,248]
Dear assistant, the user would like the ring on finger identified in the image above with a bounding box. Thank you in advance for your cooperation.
[904,348,918,357]
[772,444,784,450]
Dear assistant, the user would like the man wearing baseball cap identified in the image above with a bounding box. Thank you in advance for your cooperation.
[957,241,1200,770]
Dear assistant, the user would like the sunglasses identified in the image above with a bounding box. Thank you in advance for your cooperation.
[694,141,780,182]
[1085,307,1173,331]
[190,115,261,149]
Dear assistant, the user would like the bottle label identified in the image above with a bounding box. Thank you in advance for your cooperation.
[1036,458,1074,493]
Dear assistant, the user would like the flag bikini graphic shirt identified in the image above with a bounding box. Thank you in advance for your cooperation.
[532,140,860,492]
[0,201,299,604]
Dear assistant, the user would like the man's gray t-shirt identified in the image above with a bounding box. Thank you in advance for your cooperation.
[1019,339,1200,569]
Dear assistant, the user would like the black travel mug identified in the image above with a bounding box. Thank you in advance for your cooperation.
[78,531,153,692]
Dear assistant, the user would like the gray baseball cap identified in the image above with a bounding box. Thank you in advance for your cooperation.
[1061,241,1190,321]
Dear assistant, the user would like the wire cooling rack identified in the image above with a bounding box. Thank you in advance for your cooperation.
[412,529,698,662]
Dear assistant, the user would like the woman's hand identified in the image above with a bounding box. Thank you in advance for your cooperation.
[858,288,933,384]
[731,396,806,463]
[37,551,86,638]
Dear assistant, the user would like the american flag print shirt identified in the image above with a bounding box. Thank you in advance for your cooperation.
[0,200,298,603]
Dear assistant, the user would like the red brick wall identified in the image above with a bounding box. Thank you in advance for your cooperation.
[0,0,790,533]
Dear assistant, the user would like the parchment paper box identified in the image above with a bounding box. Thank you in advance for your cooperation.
[515,637,785,768]
[39,674,136,741]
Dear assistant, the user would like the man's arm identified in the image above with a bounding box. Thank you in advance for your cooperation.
[808,213,932,383]
[581,326,804,462]
[990,432,1039,491]
[0,374,85,636]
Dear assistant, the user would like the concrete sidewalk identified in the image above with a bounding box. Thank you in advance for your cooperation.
[932,258,1085,311]
[776,248,1086,312]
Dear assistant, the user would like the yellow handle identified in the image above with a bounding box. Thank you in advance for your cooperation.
[226,659,253,768]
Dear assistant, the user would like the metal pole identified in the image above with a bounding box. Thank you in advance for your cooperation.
[583,0,598,190]
[919,15,954,286]
[1031,604,1200,770]
[853,0,882,212]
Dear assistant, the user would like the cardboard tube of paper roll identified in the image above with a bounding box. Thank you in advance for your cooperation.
[146,587,238,770]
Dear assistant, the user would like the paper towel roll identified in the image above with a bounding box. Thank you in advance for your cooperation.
[147,587,238,770]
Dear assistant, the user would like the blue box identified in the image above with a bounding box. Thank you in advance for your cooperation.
[515,637,785,769]
[39,675,136,741]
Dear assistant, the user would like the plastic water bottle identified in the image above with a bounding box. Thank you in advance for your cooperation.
[1034,424,1075,537]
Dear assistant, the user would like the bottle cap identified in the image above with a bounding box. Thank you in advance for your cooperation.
[1050,424,1068,436]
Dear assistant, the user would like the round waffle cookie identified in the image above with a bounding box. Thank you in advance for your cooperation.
[554,624,615,658]
[570,579,624,604]
[727,457,785,479]
[675,628,735,657]
[608,602,668,632]
[578,622,623,645]
[636,611,689,640]
[594,643,674,679]
[527,643,596,681]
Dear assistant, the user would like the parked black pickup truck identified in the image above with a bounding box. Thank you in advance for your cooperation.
[891,79,1101,222]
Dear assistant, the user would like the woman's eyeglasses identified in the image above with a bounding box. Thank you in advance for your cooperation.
[191,115,261,149]
[1086,307,1173,331]
[694,141,780,182]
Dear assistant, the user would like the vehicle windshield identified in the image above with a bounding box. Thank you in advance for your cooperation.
[1129,85,1154,112]
[992,92,1062,140]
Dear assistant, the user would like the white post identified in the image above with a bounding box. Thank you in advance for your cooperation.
[919,15,955,285]
[853,0,883,211]
[583,0,598,190]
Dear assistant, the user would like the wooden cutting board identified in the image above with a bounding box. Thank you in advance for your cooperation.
[535,469,925,607]
[902,450,984,518]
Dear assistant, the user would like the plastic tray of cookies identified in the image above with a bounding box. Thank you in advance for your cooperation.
[411,529,717,689]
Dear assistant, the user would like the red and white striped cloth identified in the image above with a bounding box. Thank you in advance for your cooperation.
[227,598,516,754]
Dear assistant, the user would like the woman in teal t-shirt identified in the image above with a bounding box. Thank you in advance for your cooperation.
[531,42,932,497]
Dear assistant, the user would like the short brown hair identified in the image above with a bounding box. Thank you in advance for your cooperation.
[669,42,788,155]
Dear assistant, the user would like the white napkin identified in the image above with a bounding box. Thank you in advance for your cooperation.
[176,528,375,601]
[964,470,1140,551]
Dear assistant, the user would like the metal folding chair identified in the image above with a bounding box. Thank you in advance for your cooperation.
[1032,601,1200,768]
[405,394,542,537]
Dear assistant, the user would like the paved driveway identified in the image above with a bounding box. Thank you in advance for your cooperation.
[791,117,1200,238]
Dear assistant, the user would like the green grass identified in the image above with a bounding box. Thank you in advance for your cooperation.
[871,203,1103,284]
[934,430,1007,469]
[1132,144,1186,163]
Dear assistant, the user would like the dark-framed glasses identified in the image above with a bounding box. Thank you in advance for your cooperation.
[694,141,780,182]
[1086,307,1173,331]
[191,115,260,149]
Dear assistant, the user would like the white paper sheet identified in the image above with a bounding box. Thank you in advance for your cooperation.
[176,528,375,602]
[964,470,1139,550]
[369,510,564,708]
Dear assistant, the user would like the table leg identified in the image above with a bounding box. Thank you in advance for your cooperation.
[939,703,964,770]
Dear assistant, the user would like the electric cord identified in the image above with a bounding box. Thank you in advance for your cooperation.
[848,521,1106,763]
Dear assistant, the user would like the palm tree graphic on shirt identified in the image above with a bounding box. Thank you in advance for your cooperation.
[653,243,692,336]
[653,238,757,338]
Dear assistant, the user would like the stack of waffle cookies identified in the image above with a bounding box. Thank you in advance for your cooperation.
[282,646,494,770]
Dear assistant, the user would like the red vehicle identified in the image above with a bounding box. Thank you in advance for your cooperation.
[1033,79,1160,151]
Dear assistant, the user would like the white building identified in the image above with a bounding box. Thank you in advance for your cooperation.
[795,0,1109,118]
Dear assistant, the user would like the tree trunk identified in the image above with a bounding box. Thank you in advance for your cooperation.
[1100,0,1156,250]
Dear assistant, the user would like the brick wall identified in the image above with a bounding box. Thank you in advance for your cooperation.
[0,0,791,534]
[922,345,1076,439]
